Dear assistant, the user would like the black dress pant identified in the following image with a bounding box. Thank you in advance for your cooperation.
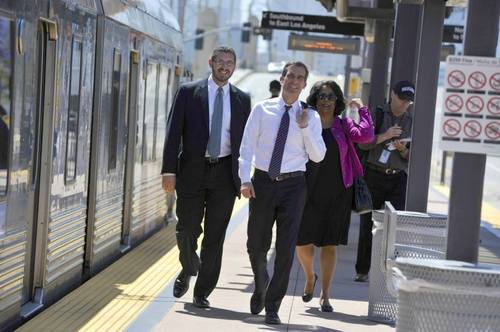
[175,157,236,298]
[247,169,307,313]
[355,167,407,275]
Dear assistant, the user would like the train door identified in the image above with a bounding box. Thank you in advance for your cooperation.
[84,17,129,276]
[21,18,57,315]
[121,48,140,251]
[23,1,97,311]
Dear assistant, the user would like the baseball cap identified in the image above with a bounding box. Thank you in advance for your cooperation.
[393,80,415,102]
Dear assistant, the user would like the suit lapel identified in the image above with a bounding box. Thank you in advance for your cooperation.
[229,84,241,149]
[196,79,209,136]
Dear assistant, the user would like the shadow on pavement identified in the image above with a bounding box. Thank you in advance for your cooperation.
[178,304,343,331]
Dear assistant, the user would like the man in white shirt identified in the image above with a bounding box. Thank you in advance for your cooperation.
[239,61,326,325]
[162,46,251,308]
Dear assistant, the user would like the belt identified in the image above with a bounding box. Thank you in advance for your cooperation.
[255,169,304,181]
[274,171,304,181]
[205,155,231,165]
[367,163,402,175]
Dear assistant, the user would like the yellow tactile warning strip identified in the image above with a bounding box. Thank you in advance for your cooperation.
[17,199,248,332]
[433,184,500,229]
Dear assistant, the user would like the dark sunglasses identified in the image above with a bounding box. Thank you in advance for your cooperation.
[318,93,336,101]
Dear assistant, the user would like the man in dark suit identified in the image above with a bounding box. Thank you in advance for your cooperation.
[161,46,251,308]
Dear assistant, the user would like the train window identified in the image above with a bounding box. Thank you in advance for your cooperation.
[0,16,14,235]
[65,39,83,182]
[156,65,169,158]
[108,49,121,171]
[142,62,158,162]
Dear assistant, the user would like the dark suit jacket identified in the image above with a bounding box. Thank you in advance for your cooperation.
[161,78,251,196]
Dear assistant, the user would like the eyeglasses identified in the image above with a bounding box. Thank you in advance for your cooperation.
[213,59,235,67]
[318,93,336,101]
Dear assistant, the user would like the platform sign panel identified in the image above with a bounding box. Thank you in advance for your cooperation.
[440,55,500,155]
[288,34,360,55]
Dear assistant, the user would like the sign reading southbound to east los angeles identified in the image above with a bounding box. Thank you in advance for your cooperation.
[261,11,364,36]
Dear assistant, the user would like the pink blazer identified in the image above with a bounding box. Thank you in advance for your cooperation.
[330,106,374,188]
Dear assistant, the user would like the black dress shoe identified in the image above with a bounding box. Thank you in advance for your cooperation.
[193,295,210,308]
[250,292,265,314]
[265,311,281,325]
[354,273,369,282]
[302,274,318,303]
[173,270,191,298]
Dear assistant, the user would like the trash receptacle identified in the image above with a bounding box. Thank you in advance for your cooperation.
[368,203,448,325]
[394,258,500,332]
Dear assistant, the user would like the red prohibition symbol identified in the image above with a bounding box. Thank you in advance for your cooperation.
[443,119,461,137]
[463,120,482,138]
[447,70,466,88]
[485,122,500,140]
[468,71,487,90]
[465,96,484,114]
[445,94,463,112]
[487,97,500,116]
[489,73,500,91]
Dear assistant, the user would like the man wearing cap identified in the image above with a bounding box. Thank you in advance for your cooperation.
[354,80,415,282]
[269,79,281,98]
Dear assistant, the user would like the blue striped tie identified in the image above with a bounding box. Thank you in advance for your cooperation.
[207,87,223,159]
[268,105,291,180]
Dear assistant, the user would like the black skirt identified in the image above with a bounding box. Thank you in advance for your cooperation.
[297,128,353,247]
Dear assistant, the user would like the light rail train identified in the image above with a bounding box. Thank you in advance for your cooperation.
[0,1,183,330]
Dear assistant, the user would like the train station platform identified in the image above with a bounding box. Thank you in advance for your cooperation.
[17,186,500,332]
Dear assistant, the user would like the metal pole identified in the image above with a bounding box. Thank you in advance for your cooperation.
[389,2,422,89]
[405,0,445,212]
[446,0,499,263]
[440,151,447,185]
[367,18,391,111]
[344,55,352,98]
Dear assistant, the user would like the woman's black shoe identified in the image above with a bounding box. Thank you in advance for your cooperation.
[320,298,333,312]
[302,274,318,303]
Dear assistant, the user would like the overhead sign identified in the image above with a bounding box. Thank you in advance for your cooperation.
[442,25,464,43]
[440,55,500,156]
[287,34,360,55]
[261,11,364,36]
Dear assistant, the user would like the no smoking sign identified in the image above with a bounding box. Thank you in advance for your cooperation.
[485,122,500,140]
[468,71,487,90]
[445,94,463,112]
[463,120,482,138]
[465,96,484,114]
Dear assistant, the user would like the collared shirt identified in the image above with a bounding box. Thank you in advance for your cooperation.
[238,97,326,184]
[207,75,231,157]
[361,103,412,172]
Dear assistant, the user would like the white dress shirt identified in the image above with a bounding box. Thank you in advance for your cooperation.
[238,97,326,184]
[207,75,231,157]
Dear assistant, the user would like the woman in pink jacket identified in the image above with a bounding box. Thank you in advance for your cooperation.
[296,80,374,312]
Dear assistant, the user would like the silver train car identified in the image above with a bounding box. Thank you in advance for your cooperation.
[0,1,183,330]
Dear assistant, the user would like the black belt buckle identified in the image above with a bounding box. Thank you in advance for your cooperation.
[384,168,398,175]
[275,174,285,181]
[206,157,219,164]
